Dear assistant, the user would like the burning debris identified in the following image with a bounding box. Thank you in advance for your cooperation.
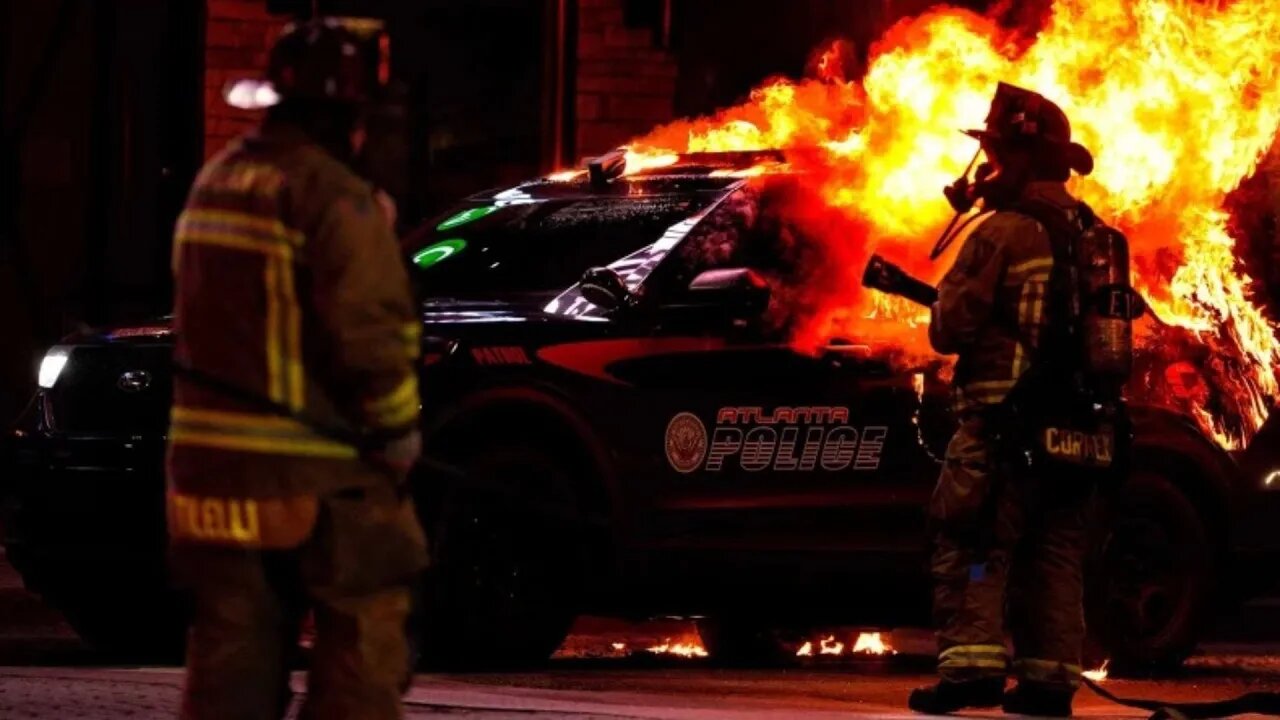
[647,639,710,658]
[625,0,1280,448]
[1083,660,1110,683]
[796,632,898,658]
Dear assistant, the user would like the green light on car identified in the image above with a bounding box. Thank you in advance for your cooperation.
[436,205,497,231]
[413,238,467,269]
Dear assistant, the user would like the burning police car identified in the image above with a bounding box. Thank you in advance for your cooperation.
[3,151,1278,670]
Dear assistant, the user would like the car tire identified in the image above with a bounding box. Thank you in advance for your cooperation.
[695,617,781,667]
[53,585,188,663]
[414,441,587,671]
[1087,469,1213,675]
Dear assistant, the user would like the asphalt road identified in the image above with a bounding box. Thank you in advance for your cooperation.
[1,551,1278,719]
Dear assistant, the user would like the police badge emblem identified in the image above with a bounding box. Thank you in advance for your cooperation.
[665,412,708,473]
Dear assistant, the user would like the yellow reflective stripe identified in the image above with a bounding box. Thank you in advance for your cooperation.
[940,644,1007,660]
[279,257,304,411]
[941,658,1008,669]
[182,208,304,246]
[171,427,358,459]
[172,406,312,430]
[1013,658,1083,686]
[1014,658,1082,674]
[365,375,420,428]
[1012,269,1049,378]
[400,322,422,359]
[170,406,358,459]
[265,256,284,404]
[963,378,1018,392]
[939,644,1008,670]
[176,230,293,259]
[379,398,420,429]
[1008,257,1054,276]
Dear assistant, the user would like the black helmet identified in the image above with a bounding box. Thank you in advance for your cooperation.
[224,18,376,110]
[963,82,1094,176]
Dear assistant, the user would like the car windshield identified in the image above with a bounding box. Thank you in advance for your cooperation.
[405,194,721,300]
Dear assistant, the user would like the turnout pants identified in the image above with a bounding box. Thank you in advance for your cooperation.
[929,414,1094,691]
[173,487,427,720]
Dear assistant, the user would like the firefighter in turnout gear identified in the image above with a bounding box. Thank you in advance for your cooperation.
[909,83,1108,718]
[168,19,426,720]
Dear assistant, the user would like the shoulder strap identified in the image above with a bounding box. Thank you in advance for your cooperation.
[1008,199,1090,369]
[1011,198,1090,254]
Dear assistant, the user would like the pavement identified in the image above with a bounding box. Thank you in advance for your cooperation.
[0,551,1277,719]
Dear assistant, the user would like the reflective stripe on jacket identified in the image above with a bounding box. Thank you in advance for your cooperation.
[168,123,420,499]
[929,182,1078,413]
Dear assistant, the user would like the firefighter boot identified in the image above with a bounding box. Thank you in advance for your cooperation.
[1002,682,1074,717]
[908,678,1005,715]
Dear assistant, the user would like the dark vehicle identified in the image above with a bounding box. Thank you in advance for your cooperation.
[4,152,1279,670]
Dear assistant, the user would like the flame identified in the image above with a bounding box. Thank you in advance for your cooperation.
[547,169,585,182]
[647,638,709,658]
[1082,660,1110,682]
[795,632,897,657]
[819,635,845,655]
[852,631,894,656]
[622,147,680,175]
[632,0,1280,446]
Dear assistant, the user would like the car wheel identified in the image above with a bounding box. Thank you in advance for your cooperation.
[414,441,587,671]
[695,617,782,667]
[54,585,188,663]
[1088,470,1213,675]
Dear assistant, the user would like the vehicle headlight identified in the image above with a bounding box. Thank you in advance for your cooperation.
[38,347,70,389]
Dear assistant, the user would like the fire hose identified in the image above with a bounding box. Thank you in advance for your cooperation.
[862,257,1280,719]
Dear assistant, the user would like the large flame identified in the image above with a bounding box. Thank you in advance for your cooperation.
[631,0,1280,446]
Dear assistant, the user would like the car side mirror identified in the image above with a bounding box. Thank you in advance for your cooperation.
[687,268,771,316]
[580,266,632,311]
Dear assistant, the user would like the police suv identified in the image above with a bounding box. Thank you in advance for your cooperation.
[4,151,1278,670]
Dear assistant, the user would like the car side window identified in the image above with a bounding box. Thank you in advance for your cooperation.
[660,179,830,337]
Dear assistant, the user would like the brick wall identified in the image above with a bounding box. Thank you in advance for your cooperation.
[575,0,678,158]
[203,0,284,158]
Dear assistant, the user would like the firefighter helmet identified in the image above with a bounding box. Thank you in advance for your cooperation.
[224,18,373,110]
[963,82,1094,176]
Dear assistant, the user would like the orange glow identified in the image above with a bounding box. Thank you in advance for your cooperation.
[709,163,785,178]
[796,631,897,657]
[647,638,709,658]
[622,147,680,175]
[547,169,585,182]
[631,0,1280,446]
[852,631,895,656]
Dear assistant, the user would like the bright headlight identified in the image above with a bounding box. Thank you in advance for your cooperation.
[38,347,70,389]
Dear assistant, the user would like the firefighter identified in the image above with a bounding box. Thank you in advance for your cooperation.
[908,83,1100,718]
[167,18,426,720]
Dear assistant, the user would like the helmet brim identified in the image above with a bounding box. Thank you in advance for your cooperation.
[960,129,1095,176]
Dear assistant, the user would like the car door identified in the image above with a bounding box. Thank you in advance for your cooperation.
[604,186,943,557]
